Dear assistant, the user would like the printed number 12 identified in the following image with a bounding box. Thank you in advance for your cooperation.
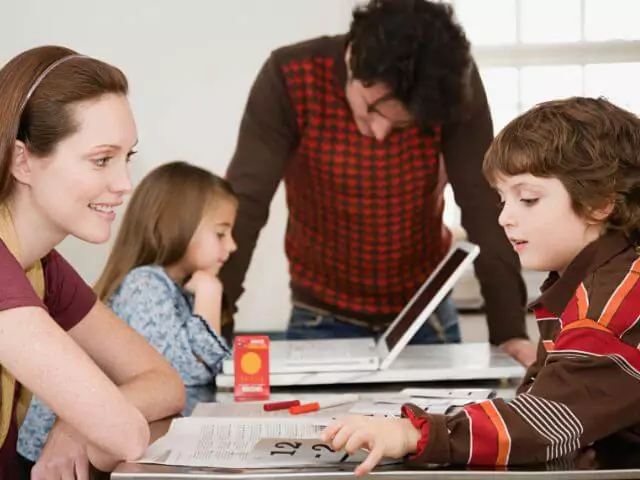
[270,441,302,456]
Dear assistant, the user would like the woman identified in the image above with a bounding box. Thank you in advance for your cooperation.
[0,45,185,478]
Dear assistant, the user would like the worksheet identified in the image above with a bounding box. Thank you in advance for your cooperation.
[248,437,370,465]
[136,417,365,468]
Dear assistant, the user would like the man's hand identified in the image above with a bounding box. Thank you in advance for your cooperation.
[500,338,537,367]
[320,415,421,476]
[572,448,598,470]
[31,420,89,480]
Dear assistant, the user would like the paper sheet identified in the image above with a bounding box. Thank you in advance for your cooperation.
[400,387,495,400]
[192,402,301,418]
[191,399,342,420]
[136,417,353,468]
[348,396,454,416]
[348,392,487,417]
[248,438,370,466]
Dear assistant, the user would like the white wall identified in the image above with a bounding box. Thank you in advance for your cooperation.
[5,0,477,333]
[3,0,372,331]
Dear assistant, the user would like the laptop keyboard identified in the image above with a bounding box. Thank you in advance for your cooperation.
[286,342,354,361]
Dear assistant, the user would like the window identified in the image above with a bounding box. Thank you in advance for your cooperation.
[456,0,640,130]
[443,0,640,226]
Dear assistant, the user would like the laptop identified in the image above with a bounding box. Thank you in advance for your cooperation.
[223,241,480,374]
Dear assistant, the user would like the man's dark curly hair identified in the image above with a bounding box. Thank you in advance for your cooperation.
[347,0,472,127]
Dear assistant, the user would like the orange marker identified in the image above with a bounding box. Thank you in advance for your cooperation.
[289,394,359,415]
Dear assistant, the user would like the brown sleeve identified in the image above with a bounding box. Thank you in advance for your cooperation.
[441,61,528,345]
[405,329,640,466]
[43,249,97,331]
[219,53,298,315]
[515,338,546,396]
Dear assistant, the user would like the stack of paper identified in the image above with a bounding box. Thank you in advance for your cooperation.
[400,387,496,400]
[348,396,452,416]
[140,389,497,469]
[136,417,375,469]
[348,388,496,417]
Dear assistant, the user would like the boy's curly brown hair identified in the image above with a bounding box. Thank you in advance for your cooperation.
[483,96,640,241]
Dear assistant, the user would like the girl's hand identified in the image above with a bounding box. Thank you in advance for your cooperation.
[184,270,223,296]
[185,270,224,333]
[320,415,421,476]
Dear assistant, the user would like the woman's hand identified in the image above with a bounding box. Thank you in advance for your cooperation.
[31,420,89,480]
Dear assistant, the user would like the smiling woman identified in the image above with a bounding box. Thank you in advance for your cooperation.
[0,46,185,479]
[23,92,138,245]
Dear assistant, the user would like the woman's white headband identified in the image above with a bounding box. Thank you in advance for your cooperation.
[20,54,84,113]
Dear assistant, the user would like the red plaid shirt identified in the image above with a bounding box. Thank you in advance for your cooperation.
[281,56,450,315]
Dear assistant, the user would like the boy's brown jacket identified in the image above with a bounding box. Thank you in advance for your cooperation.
[404,231,640,466]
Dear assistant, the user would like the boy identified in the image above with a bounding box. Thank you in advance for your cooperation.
[321,96,640,475]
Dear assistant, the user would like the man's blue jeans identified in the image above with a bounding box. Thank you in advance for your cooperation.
[285,296,461,344]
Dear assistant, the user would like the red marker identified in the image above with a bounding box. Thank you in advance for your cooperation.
[263,400,301,412]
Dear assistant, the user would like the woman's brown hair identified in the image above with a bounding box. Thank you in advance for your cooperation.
[483,96,640,240]
[94,161,237,302]
[0,45,128,203]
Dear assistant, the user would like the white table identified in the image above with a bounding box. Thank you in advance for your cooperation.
[216,343,525,387]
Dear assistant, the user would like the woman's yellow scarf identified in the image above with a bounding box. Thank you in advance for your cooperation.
[0,203,44,447]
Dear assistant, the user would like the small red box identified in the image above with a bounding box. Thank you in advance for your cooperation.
[233,335,270,402]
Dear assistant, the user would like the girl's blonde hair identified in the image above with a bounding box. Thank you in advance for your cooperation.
[94,161,237,302]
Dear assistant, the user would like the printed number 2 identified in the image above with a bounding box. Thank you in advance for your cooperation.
[270,441,302,456]
[313,444,350,462]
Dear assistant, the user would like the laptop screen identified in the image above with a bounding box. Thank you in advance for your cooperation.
[384,247,471,352]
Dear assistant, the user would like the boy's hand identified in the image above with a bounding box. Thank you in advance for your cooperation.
[320,415,421,476]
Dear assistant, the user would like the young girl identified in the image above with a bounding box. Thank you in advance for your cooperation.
[97,160,237,410]
[320,96,640,475]
[18,161,238,465]
[0,46,185,477]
